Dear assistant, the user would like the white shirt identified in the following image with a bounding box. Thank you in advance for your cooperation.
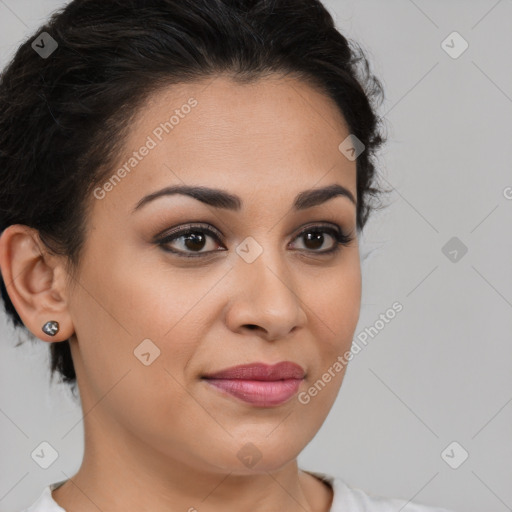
[20,470,454,512]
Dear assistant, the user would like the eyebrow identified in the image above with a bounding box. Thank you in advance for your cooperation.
[132,183,356,213]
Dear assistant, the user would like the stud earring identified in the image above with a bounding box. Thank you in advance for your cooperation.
[42,320,59,336]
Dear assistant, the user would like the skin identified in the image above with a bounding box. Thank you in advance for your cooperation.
[0,73,361,512]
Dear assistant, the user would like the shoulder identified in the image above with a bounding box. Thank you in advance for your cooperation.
[18,481,67,512]
[304,470,455,512]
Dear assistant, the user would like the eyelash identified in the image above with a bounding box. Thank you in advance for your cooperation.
[156,222,355,259]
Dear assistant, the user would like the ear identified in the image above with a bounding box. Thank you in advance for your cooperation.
[0,224,75,342]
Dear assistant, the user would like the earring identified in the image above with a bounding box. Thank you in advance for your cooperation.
[42,320,59,336]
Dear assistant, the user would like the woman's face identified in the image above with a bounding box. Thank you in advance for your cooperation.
[67,74,361,475]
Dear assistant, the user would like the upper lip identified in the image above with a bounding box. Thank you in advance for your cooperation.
[202,361,306,381]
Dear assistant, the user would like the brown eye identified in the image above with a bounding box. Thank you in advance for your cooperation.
[293,229,336,251]
[157,224,225,258]
[290,225,353,255]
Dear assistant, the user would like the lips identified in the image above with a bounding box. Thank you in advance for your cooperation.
[201,361,306,381]
[201,362,306,407]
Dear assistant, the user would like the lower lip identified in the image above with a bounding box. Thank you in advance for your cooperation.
[202,378,303,406]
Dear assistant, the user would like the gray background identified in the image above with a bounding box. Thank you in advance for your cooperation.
[1,1,511,511]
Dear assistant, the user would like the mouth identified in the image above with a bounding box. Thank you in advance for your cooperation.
[201,361,306,407]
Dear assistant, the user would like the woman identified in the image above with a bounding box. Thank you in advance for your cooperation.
[0,1,454,511]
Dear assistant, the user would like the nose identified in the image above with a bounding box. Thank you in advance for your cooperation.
[224,247,308,342]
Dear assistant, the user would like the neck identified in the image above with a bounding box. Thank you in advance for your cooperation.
[52,410,332,512]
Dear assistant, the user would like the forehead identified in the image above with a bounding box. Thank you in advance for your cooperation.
[91,74,357,216]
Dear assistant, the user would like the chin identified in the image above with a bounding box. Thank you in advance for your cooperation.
[212,438,302,475]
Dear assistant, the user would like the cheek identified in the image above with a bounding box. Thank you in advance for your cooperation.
[79,238,205,337]
[68,257,210,447]
[308,255,362,349]
[69,243,222,387]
